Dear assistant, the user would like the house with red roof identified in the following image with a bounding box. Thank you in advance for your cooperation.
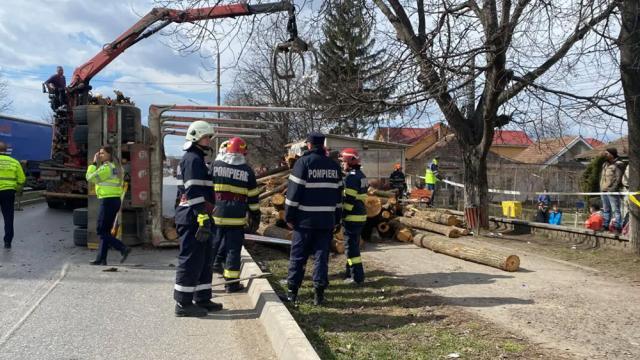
[490,130,534,159]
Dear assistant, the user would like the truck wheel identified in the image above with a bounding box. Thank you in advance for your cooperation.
[73,208,88,228]
[46,198,65,209]
[73,228,88,247]
[73,125,88,144]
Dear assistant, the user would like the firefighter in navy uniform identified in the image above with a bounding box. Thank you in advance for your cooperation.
[211,140,230,275]
[340,148,367,284]
[210,137,261,293]
[173,120,222,317]
[285,132,343,306]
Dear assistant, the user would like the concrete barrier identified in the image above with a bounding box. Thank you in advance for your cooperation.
[239,248,320,360]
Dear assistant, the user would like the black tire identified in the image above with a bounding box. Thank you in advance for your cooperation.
[73,208,88,227]
[46,198,65,209]
[73,105,88,125]
[73,228,88,247]
[73,125,88,144]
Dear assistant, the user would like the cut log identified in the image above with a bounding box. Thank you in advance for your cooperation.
[368,188,398,198]
[257,224,292,240]
[413,211,462,227]
[377,222,390,234]
[412,232,520,272]
[277,210,286,221]
[257,169,290,184]
[271,193,286,209]
[380,210,392,219]
[365,196,382,218]
[452,226,470,236]
[395,228,413,242]
[331,238,345,254]
[259,183,287,200]
[256,165,289,180]
[396,216,462,238]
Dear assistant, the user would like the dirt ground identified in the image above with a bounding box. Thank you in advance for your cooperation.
[361,232,640,359]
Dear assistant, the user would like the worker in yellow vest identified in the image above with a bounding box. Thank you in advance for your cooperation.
[85,145,131,265]
[0,142,25,249]
[425,156,440,206]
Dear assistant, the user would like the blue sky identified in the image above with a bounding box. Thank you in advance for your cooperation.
[0,0,243,156]
[0,0,628,156]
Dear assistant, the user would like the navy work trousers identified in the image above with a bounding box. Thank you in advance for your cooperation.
[212,227,243,279]
[0,190,15,245]
[96,197,126,262]
[174,223,214,304]
[287,228,332,291]
[343,223,365,283]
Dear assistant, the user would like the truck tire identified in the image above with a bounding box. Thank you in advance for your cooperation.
[73,227,88,247]
[73,208,88,228]
[46,198,65,209]
[73,125,88,144]
[73,106,88,125]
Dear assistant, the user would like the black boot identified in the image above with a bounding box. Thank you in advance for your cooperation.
[3,242,10,249]
[286,288,298,304]
[225,282,245,293]
[175,303,207,317]
[120,247,131,264]
[89,259,107,266]
[344,263,352,279]
[313,288,325,306]
[195,300,223,312]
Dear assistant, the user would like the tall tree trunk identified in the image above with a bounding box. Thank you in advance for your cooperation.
[461,144,490,228]
[619,1,640,252]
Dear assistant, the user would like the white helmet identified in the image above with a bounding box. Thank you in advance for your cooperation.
[218,140,230,155]
[185,120,213,142]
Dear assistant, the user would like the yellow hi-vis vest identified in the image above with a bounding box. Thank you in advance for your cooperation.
[425,159,438,185]
[86,162,123,199]
[0,154,25,191]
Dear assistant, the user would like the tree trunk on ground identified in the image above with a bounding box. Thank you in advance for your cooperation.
[620,1,640,252]
[257,224,292,240]
[412,232,520,272]
[397,216,462,238]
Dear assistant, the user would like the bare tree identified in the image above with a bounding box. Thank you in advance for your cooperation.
[368,0,620,226]
[619,0,640,249]
[0,73,11,113]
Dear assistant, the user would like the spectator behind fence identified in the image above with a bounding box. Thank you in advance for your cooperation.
[599,148,625,233]
[534,202,548,223]
[548,204,562,225]
[537,189,551,207]
[585,202,604,231]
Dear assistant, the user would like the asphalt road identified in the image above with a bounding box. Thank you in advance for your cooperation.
[0,199,275,359]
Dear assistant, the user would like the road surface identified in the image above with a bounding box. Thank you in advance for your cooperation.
[0,200,275,359]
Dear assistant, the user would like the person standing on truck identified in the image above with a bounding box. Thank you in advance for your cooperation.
[44,66,67,112]
[173,121,222,317]
[85,145,131,264]
[210,137,261,293]
[0,142,25,249]
[340,148,367,285]
[285,132,343,306]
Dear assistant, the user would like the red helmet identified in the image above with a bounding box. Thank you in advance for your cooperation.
[340,148,360,166]
[226,137,248,155]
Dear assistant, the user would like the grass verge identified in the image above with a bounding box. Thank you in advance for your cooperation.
[246,242,557,360]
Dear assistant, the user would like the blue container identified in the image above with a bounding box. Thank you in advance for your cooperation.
[0,115,52,161]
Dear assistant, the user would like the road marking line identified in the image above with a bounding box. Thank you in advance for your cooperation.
[0,262,69,348]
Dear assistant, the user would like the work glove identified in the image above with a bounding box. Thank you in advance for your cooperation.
[195,213,213,243]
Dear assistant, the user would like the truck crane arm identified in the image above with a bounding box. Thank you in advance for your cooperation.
[68,1,296,92]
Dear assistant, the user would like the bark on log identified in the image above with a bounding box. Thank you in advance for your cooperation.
[257,224,292,240]
[452,226,470,236]
[414,212,462,227]
[365,196,382,218]
[412,232,520,272]
[389,218,413,243]
[257,169,290,184]
[259,183,287,200]
[396,216,462,238]
[256,165,289,179]
[368,188,398,198]
[331,238,345,254]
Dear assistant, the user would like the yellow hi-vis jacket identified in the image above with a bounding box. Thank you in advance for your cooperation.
[86,162,123,199]
[0,154,25,191]
[425,158,439,185]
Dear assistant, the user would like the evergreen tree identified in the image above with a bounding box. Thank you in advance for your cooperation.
[312,0,395,137]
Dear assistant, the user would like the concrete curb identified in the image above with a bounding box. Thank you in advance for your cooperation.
[239,248,320,360]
